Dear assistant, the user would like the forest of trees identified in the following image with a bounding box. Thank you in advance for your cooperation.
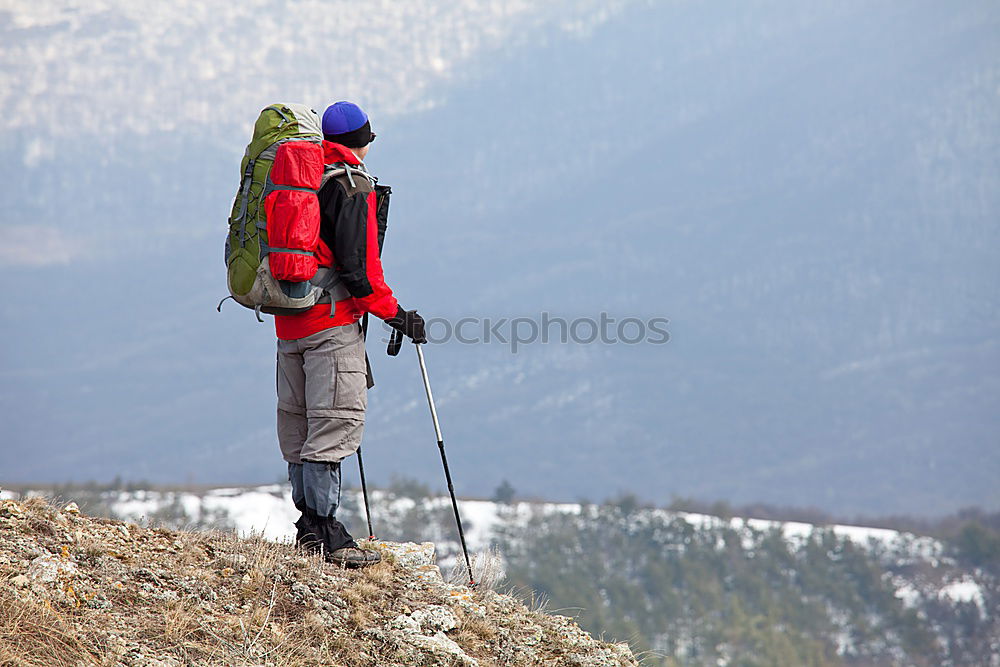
[496,498,998,666]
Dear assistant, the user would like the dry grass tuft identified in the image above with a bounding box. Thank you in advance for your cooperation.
[0,588,96,667]
[448,545,507,590]
[349,606,373,629]
[360,560,394,586]
[458,614,498,641]
[348,579,380,601]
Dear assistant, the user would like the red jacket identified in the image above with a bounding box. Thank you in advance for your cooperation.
[274,142,398,340]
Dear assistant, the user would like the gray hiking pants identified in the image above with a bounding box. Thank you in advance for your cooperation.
[276,323,367,466]
[288,460,343,518]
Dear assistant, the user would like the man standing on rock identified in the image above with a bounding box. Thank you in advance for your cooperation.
[275,101,426,567]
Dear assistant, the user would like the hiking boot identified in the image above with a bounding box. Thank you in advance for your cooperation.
[326,545,382,568]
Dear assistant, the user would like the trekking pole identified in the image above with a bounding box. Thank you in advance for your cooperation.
[414,343,476,587]
[357,314,375,540]
[356,446,376,540]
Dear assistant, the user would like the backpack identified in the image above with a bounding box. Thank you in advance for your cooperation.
[221,103,351,321]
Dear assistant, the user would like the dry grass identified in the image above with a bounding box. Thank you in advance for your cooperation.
[0,588,97,667]
[455,614,498,642]
[504,583,552,614]
[448,545,507,590]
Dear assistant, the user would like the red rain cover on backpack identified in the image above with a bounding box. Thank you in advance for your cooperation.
[265,141,324,282]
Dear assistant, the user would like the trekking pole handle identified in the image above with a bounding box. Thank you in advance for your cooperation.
[415,343,444,442]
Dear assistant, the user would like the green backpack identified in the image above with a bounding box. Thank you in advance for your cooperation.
[221,103,347,320]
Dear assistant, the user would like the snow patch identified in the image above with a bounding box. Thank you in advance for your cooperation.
[939,578,985,613]
[111,486,296,541]
[894,580,921,608]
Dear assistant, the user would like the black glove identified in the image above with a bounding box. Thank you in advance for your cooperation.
[387,306,427,344]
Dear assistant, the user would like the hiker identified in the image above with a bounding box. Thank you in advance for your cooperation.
[275,101,426,567]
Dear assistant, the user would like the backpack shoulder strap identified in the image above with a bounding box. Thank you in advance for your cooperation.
[322,162,375,192]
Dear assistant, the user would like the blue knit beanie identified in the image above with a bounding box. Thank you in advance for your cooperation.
[321,101,373,148]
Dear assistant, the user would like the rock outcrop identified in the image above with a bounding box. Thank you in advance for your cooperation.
[0,496,637,666]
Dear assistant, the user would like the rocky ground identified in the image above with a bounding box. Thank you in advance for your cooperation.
[0,496,637,667]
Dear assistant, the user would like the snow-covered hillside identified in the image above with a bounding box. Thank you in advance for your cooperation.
[18,484,940,553]
[2,483,985,617]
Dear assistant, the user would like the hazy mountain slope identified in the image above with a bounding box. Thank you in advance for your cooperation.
[0,0,634,143]
[351,0,1000,512]
[1,1,998,515]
